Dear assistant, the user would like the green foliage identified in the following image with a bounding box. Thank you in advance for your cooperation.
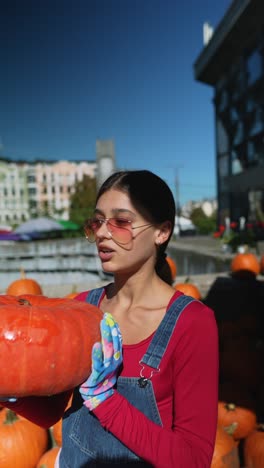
[190,207,217,235]
[69,175,97,225]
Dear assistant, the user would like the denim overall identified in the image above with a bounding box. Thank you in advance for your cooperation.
[59,287,194,467]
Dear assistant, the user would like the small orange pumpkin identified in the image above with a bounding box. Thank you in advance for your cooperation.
[211,425,240,468]
[244,424,264,468]
[6,269,43,296]
[36,446,60,468]
[218,401,257,440]
[166,256,177,281]
[0,408,48,468]
[52,393,73,447]
[231,252,260,276]
[174,280,201,300]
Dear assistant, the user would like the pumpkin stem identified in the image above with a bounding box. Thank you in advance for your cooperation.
[20,268,26,279]
[225,402,236,411]
[4,409,19,425]
[18,298,32,306]
[185,277,190,284]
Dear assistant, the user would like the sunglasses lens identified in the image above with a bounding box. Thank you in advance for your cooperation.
[84,218,133,244]
[108,219,133,244]
[84,220,96,242]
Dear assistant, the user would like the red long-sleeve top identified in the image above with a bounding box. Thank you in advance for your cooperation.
[4,290,219,467]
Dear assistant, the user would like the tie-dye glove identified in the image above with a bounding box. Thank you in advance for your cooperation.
[79,312,122,411]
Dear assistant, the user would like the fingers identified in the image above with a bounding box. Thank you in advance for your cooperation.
[101,313,122,365]
[91,342,103,372]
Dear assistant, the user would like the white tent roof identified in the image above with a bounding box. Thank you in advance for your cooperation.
[15,217,64,233]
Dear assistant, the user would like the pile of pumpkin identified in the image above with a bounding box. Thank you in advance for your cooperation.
[1,253,264,467]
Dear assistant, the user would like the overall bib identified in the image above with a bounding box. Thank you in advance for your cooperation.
[59,287,194,467]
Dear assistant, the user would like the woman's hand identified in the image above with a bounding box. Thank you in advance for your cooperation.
[79,312,122,411]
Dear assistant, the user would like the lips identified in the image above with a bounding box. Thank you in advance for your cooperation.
[98,245,115,262]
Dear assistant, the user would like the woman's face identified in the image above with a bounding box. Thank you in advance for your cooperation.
[93,189,160,275]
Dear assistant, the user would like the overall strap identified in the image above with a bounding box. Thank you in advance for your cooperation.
[85,286,105,306]
[141,294,195,369]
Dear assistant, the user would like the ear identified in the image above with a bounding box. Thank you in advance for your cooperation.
[155,221,172,245]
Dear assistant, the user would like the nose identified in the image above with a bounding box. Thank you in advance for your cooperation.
[96,219,112,239]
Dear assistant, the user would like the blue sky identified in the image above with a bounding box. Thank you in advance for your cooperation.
[0,0,231,205]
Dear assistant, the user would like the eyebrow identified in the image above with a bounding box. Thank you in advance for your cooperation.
[94,208,136,218]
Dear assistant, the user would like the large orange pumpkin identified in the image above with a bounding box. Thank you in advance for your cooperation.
[6,269,43,296]
[211,425,240,468]
[0,295,102,397]
[218,401,257,440]
[231,252,260,276]
[36,446,60,468]
[166,256,177,281]
[0,408,48,468]
[244,424,264,468]
[174,281,201,300]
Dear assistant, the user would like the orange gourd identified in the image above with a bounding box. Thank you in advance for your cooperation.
[52,393,73,447]
[211,425,240,468]
[231,252,260,276]
[174,280,201,300]
[0,408,48,468]
[6,269,43,296]
[166,256,177,281]
[0,295,102,397]
[244,424,264,468]
[218,401,257,440]
[36,446,60,468]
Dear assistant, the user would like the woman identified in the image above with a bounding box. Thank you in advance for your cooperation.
[3,170,218,467]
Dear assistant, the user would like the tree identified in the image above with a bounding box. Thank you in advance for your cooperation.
[190,207,217,235]
[69,175,97,225]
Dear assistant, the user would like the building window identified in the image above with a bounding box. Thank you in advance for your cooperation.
[248,106,264,137]
[231,150,243,174]
[216,119,229,154]
[247,48,263,86]
[218,154,229,177]
[218,89,229,112]
[233,121,244,146]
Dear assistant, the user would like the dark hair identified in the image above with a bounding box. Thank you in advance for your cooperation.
[96,170,176,284]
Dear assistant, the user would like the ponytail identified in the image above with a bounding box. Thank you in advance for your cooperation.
[155,249,173,285]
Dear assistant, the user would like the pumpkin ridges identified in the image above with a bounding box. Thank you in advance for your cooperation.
[0,408,48,468]
[0,295,103,396]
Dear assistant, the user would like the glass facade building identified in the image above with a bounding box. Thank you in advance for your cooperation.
[194,0,264,231]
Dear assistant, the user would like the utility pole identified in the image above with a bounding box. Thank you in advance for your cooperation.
[174,166,183,236]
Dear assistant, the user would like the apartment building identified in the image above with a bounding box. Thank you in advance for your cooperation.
[0,158,96,225]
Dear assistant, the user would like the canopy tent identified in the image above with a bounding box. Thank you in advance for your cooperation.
[57,219,81,231]
[15,217,64,234]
